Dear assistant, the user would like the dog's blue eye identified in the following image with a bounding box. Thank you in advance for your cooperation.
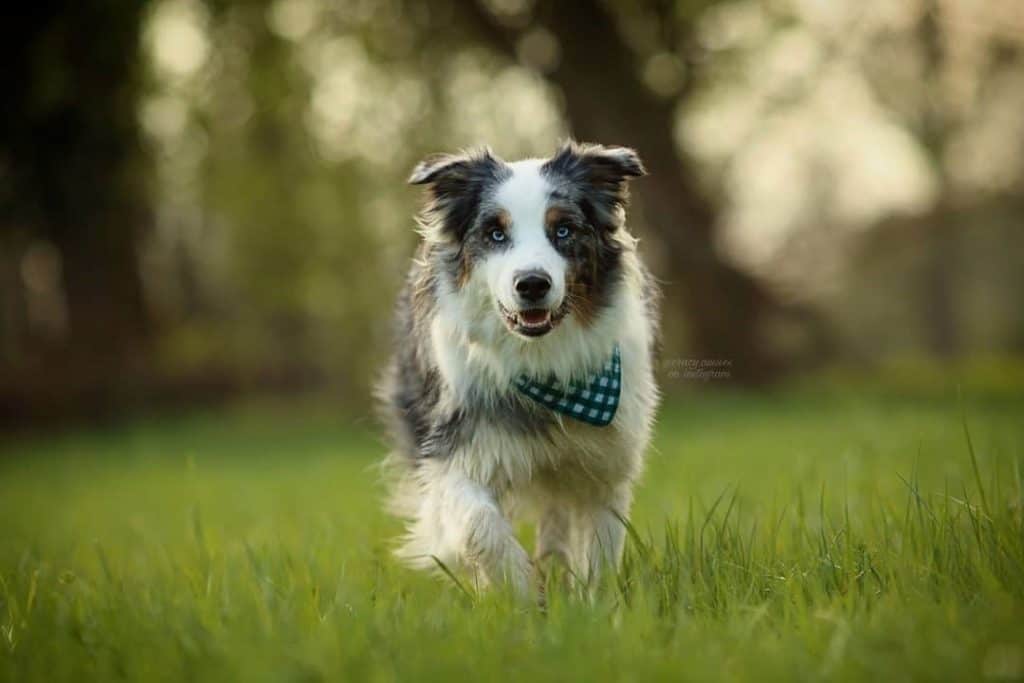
[490,229,506,242]
[555,225,572,239]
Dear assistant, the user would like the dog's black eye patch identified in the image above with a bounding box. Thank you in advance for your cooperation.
[409,148,511,242]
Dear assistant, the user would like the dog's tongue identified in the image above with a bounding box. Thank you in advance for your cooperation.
[520,309,550,326]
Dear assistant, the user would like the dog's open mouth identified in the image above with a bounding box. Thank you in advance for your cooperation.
[499,303,566,338]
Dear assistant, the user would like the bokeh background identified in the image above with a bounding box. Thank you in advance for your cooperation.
[3,0,1024,427]
[3,4,1024,679]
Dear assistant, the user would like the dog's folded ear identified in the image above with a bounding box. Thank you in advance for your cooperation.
[408,147,507,241]
[408,147,503,186]
[545,140,646,185]
[408,153,463,185]
[543,141,646,230]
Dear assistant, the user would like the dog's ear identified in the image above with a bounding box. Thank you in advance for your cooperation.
[408,147,503,186]
[543,141,646,230]
[408,147,506,241]
[545,141,645,185]
[408,153,463,185]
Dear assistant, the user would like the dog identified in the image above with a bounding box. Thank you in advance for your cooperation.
[378,141,660,598]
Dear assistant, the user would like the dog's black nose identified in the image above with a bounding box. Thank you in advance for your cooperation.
[514,271,552,303]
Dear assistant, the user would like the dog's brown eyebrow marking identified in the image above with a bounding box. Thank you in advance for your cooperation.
[545,206,571,227]
[479,209,511,231]
[548,205,565,227]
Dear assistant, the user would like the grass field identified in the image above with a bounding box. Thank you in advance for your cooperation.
[2,380,1023,681]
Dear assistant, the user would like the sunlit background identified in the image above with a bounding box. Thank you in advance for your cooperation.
[3,0,1023,426]
[3,4,1024,679]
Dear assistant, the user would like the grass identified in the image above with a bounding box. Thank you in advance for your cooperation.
[1,383,1023,681]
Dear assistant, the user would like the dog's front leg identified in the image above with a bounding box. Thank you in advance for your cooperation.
[444,469,533,596]
[405,462,533,597]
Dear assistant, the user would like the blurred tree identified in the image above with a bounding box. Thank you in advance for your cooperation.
[670,0,1024,363]
[915,1,961,357]
[4,0,1022,425]
[1,0,153,417]
[857,0,1024,358]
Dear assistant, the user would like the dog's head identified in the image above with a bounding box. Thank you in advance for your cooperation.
[410,141,645,340]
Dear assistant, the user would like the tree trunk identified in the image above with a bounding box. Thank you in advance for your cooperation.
[1,0,153,418]
[922,208,958,356]
[916,2,959,358]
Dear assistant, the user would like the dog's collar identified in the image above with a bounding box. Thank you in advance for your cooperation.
[514,345,621,427]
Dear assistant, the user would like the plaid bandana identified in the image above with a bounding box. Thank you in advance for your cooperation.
[514,346,621,427]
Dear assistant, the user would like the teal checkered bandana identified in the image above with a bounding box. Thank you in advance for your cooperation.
[514,346,621,427]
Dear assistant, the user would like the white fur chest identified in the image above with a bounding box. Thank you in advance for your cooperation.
[428,261,658,497]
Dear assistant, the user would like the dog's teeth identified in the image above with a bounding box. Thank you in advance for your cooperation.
[519,310,550,327]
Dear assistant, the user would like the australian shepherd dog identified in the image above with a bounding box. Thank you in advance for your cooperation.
[378,141,660,598]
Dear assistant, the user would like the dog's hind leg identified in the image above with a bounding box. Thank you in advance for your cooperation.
[572,484,633,591]
[535,504,571,566]
[533,502,575,599]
